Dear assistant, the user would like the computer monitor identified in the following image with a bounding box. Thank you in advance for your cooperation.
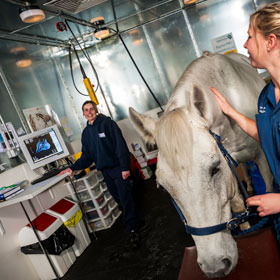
[18,125,69,170]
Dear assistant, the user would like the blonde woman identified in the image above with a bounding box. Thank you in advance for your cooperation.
[211,3,280,217]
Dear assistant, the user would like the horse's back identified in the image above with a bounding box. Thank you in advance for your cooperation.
[167,52,265,119]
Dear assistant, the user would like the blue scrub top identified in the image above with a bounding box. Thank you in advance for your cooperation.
[256,81,280,191]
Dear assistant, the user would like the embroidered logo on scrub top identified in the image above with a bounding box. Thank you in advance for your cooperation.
[99,132,106,138]
[259,106,266,114]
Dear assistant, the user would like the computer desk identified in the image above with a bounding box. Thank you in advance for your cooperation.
[0,172,70,280]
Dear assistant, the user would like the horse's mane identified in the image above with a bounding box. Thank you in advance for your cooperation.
[156,107,193,175]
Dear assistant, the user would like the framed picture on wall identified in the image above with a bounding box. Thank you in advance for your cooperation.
[23,105,58,132]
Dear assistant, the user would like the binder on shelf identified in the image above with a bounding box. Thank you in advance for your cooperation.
[0,188,24,201]
[0,186,21,195]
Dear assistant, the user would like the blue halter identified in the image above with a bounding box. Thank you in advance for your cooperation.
[171,129,269,236]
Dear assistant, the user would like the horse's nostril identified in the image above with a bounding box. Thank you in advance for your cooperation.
[222,258,232,271]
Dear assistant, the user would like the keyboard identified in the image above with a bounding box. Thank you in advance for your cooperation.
[31,167,68,185]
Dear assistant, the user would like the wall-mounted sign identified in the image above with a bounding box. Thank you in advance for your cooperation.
[211,32,237,54]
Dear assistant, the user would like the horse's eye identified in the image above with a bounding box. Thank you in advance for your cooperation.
[211,167,220,177]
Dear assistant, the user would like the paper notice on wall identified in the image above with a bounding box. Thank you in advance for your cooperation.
[211,32,237,54]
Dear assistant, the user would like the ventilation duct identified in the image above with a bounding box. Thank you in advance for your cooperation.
[44,0,108,14]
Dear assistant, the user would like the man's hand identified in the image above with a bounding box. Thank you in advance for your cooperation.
[58,168,73,176]
[246,193,280,216]
[122,170,130,180]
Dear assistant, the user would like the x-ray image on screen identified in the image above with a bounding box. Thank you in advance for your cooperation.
[18,125,69,170]
[23,129,63,163]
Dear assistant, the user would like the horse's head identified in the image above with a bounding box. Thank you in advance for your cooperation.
[129,103,238,278]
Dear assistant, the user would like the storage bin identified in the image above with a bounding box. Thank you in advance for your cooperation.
[18,212,76,280]
[112,207,121,218]
[96,193,105,206]
[104,190,111,199]
[86,205,109,221]
[77,189,91,200]
[89,213,114,231]
[86,209,99,221]
[46,198,91,257]
[108,198,117,209]
[81,200,95,211]
[65,170,121,232]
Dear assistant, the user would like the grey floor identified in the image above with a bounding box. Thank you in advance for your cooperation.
[62,174,194,280]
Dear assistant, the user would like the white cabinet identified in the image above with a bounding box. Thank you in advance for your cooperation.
[65,170,121,232]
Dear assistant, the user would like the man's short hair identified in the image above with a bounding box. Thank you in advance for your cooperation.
[82,100,98,112]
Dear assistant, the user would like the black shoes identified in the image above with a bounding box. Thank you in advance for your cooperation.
[129,230,140,248]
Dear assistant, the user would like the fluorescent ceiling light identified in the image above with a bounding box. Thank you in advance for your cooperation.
[94,28,110,39]
[184,0,198,4]
[16,59,32,68]
[19,5,45,23]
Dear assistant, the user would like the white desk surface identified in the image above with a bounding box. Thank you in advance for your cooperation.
[0,173,70,209]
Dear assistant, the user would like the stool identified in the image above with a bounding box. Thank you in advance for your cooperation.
[18,212,76,280]
[46,198,91,257]
[178,227,280,280]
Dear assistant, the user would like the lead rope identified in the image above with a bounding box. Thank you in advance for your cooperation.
[209,129,270,235]
[208,129,249,200]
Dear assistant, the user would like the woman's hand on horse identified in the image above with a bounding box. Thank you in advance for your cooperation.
[210,87,235,116]
[58,167,73,176]
[246,193,280,216]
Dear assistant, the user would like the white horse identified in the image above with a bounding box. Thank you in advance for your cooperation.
[129,52,273,278]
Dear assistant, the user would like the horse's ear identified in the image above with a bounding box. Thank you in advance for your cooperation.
[189,85,207,120]
[129,107,157,145]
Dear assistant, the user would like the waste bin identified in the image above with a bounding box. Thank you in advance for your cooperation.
[18,212,76,280]
[46,198,91,257]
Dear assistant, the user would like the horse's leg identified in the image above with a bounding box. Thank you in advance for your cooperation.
[253,150,273,192]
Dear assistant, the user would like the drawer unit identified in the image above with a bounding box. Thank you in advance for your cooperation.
[65,170,121,232]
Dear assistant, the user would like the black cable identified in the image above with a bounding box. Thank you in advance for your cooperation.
[68,46,88,97]
[72,46,87,78]
[109,1,164,112]
[110,27,164,112]
[65,19,100,92]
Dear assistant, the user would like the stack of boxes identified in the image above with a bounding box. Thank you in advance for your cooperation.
[132,143,153,180]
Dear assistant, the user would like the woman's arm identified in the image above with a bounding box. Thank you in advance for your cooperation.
[210,87,259,142]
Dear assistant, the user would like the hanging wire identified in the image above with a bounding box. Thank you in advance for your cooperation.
[68,46,88,97]
[64,19,100,92]
[109,0,164,112]
[109,26,164,112]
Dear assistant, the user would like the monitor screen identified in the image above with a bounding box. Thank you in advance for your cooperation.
[18,125,69,170]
